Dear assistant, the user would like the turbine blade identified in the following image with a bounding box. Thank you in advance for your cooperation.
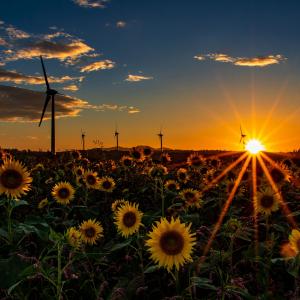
[39,95,51,127]
[40,56,50,90]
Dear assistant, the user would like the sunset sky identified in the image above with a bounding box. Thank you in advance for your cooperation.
[1,0,300,151]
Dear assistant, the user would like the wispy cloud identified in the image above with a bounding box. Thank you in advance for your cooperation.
[194,53,286,67]
[72,0,109,8]
[0,68,83,85]
[0,85,140,122]
[80,60,115,72]
[116,21,126,28]
[63,84,79,91]
[125,74,153,82]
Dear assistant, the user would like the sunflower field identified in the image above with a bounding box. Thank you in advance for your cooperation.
[0,148,299,300]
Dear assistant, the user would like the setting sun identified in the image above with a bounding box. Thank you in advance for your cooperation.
[245,139,265,154]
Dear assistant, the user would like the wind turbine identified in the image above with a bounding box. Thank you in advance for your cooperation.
[38,56,60,155]
[157,126,163,154]
[81,130,86,151]
[114,125,119,151]
[240,125,246,148]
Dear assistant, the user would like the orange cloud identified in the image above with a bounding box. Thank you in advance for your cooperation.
[0,85,140,122]
[125,74,153,82]
[194,53,286,67]
[80,60,115,72]
[63,84,79,91]
[0,68,83,85]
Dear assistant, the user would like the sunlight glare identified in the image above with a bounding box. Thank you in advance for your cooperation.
[245,139,265,154]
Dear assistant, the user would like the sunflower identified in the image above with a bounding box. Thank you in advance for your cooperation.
[142,146,153,158]
[66,227,82,249]
[179,188,202,209]
[120,155,133,168]
[84,170,100,189]
[131,147,144,161]
[177,168,189,183]
[164,180,179,192]
[71,150,81,160]
[79,219,104,245]
[0,159,32,199]
[99,176,115,192]
[269,163,291,184]
[257,187,279,215]
[146,217,196,271]
[111,199,130,212]
[187,153,204,168]
[149,165,168,178]
[73,166,84,178]
[280,242,297,258]
[114,202,143,237]
[289,229,300,254]
[52,182,75,205]
[161,153,171,164]
[38,198,49,209]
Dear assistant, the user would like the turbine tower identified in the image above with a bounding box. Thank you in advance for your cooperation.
[158,127,163,154]
[38,56,60,155]
[240,125,247,148]
[81,130,86,151]
[114,125,119,151]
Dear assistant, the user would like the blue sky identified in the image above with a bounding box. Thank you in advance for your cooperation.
[1,0,300,151]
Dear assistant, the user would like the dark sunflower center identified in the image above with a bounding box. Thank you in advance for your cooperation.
[184,192,195,199]
[76,169,83,176]
[0,169,23,189]
[143,148,151,156]
[124,159,132,166]
[58,187,70,199]
[260,195,274,208]
[84,227,96,238]
[87,175,96,185]
[159,230,184,255]
[132,151,141,159]
[270,168,285,183]
[167,183,176,190]
[191,157,201,166]
[102,180,112,190]
[122,211,137,227]
[178,173,186,180]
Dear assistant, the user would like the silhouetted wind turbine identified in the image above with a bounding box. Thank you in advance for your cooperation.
[81,130,86,151]
[114,125,119,151]
[157,126,163,153]
[240,125,246,148]
[38,56,60,155]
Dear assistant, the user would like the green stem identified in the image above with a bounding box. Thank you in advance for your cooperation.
[160,179,165,217]
[136,234,145,283]
[57,243,62,300]
[7,200,13,244]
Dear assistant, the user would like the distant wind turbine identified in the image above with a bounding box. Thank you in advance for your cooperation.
[114,124,119,151]
[240,125,246,148]
[38,56,61,155]
[157,126,163,153]
[81,130,86,151]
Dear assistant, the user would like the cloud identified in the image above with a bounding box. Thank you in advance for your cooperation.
[63,84,79,91]
[0,68,83,85]
[116,21,126,28]
[6,26,30,39]
[72,0,109,8]
[7,40,94,62]
[125,74,153,82]
[194,53,286,67]
[0,22,97,64]
[80,60,115,72]
[0,85,140,122]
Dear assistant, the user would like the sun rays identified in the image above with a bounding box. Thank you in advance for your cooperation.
[199,143,298,264]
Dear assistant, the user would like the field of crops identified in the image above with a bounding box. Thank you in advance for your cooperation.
[0,148,299,300]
